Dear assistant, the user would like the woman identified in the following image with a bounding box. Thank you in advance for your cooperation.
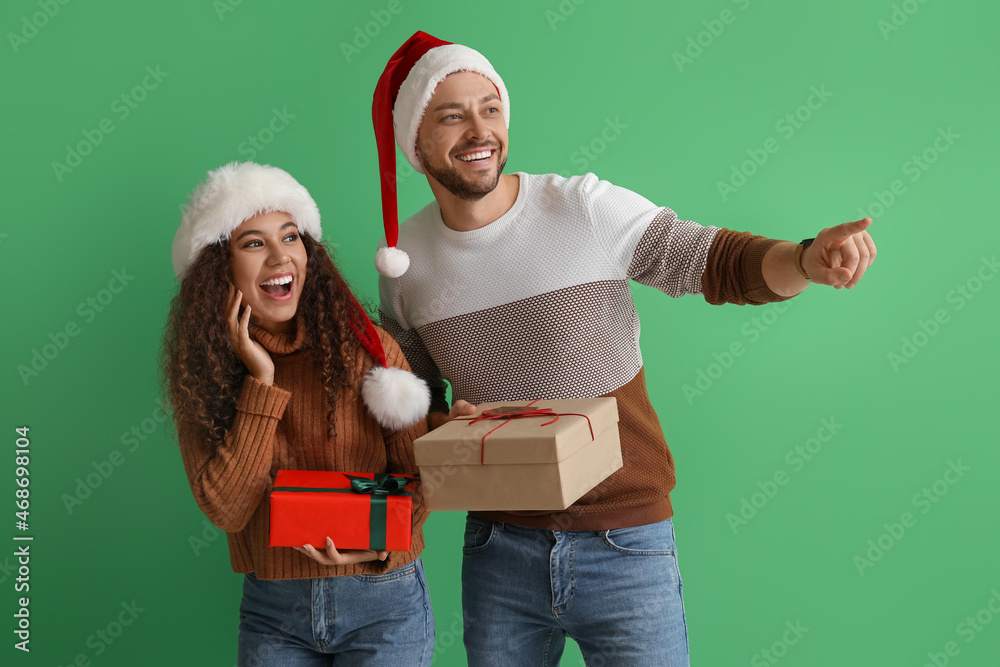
[163,161,434,665]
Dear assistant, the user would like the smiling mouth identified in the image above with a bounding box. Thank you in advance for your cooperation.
[259,275,293,299]
[455,149,495,164]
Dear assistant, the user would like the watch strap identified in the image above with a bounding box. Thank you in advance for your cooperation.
[796,238,815,281]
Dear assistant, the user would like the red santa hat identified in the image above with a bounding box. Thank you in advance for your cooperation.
[372,31,510,278]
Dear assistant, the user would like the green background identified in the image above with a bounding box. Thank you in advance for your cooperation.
[3,0,998,664]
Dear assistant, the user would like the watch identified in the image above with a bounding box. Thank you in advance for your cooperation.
[795,238,815,281]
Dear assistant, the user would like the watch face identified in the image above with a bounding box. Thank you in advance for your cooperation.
[801,237,816,248]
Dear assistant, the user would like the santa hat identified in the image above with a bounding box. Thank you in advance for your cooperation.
[173,161,322,278]
[174,161,430,429]
[372,31,510,278]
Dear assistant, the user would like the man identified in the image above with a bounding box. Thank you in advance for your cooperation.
[371,32,875,666]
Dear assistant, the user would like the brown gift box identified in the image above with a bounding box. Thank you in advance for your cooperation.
[413,397,622,511]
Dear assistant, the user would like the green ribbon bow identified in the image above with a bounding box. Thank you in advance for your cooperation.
[343,474,412,551]
[344,473,412,496]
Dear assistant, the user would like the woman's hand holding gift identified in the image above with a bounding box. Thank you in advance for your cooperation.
[293,537,388,566]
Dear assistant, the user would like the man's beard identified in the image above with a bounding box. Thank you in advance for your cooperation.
[423,146,507,201]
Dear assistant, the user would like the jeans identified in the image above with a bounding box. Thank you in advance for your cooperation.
[237,558,434,666]
[462,518,689,666]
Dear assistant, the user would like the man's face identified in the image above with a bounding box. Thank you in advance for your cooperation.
[415,71,508,200]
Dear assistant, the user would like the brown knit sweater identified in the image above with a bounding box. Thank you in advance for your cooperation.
[176,321,429,580]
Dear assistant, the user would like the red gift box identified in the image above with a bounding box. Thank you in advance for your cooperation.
[268,470,414,551]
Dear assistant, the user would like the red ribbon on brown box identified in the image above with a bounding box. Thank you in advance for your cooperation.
[453,400,595,464]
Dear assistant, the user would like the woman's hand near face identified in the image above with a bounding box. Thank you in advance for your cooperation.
[227,283,276,385]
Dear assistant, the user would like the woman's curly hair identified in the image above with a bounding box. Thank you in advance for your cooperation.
[161,233,366,449]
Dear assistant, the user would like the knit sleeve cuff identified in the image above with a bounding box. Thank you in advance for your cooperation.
[236,375,291,418]
[702,230,792,305]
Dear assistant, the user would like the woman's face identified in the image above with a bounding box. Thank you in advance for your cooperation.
[229,210,308,334]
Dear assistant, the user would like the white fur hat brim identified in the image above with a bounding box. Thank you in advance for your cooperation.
[394,43,510,174]
[172,162,321,278]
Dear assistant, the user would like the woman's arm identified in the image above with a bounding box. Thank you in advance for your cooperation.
[176,375,290,533]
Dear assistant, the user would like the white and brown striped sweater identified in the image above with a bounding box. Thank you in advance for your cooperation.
[379,172,790,531]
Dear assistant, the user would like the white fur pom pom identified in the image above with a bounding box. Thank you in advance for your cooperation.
[361,365,430,430]
[375,246,410,278]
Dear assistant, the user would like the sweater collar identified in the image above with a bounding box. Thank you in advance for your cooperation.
[432,172,526,242]
[249,314,309,355]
